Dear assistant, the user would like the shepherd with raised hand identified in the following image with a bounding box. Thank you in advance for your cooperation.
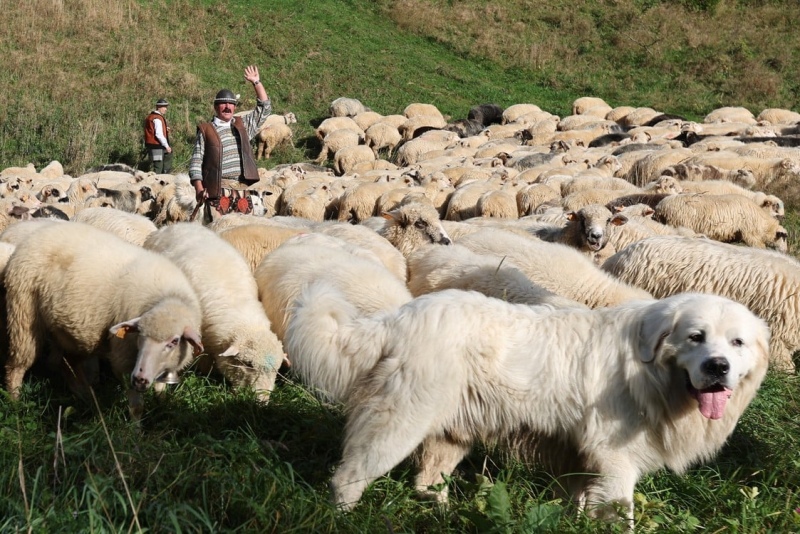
[189,65,271,223]
[143,97,172,174]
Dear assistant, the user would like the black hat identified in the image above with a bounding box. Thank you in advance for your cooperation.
[155,98,169,107]
[213,89,238,105]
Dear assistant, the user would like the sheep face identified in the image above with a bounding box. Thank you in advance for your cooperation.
[110,300,203,392]
[568,205,628,251]
[382,202,451,256]
[215,339,282,401]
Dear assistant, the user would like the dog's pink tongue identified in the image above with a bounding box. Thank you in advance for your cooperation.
[695,386,732,420]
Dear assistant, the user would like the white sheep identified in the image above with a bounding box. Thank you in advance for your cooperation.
[515,183,561,216]
[254,233,413,401]
[315,129,365,163]
[407,243,585,309]
[602,235,799,372]
[666,178,784,219]
[352,111,384,131]
[364,122,402,158]
[143,223,284,400]
[704,106,756,124]
[502,104,542,124]
[337,178,413,223]
[281,182,335,221]
[217,223,306,272]
[315,116,363,141]
[654,193,788,251]
[756,108,800,125]
[4,222,203,421]
[403,103,444,120]
[329,97,370,117]
[376,201,452,258]
[475,189,519,219]
[255,122,294,160]
[532,203,628,264]
[316,221,408,282]
[456,228,653,308]
[72,207,157,246]
[572,96,609,116]
[333,145,376,176]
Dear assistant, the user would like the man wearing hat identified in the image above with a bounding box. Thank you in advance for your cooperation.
[143,98,172,174]
[189,65,271,222]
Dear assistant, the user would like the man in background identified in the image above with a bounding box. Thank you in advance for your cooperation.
[143,98,172,174]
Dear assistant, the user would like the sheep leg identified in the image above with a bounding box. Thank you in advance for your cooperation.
[5,291,43,399]
[413,435,470,504]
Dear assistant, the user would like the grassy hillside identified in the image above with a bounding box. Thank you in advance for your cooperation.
[1,1,799,532]
[2,0,799,176]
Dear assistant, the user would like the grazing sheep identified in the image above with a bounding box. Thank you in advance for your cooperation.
[377,201,452,258]
[457,228,652,308]
[756,108,800,125]
[352,111,384,131]
[602,235,799,372]
[329,97,370,117]
[516,183,561,216]
[364,122,402,158]
[281,182,335,221]
[315,116,363,142]
[72,207,157,246]
[407,243,585,309]
[572,96,609,116]
[255,122,294,160]
[4,222,203,421]
[502,104,542,124]
[315,221,408,283]
[315,129,365,163]
[217,223,306,272]
[704,106,756,124]
[333,145,376,176]
[403,103,444,120]
[654,194,788,251]
[255,233,412,401]
[143,223,283,400]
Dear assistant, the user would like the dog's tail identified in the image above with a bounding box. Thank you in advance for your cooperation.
[284,280,387,403]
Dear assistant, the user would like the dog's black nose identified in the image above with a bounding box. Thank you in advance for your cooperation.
[702,357,730,378]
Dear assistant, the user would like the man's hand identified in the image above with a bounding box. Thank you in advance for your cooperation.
[244,65,260,84]
[195,188,207,203]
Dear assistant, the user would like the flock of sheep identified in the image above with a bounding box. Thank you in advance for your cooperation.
[0,96,799,427]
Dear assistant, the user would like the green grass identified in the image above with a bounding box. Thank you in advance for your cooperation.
[1,366,798,532]
[2,0,800,532]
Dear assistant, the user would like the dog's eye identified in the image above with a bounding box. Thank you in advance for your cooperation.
[731,338,744,347]
[689,332,705,343]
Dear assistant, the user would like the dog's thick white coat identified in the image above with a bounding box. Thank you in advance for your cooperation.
[287,285,769,520]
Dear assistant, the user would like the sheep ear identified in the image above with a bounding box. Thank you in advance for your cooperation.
[110,318,141,339]
[182,327,204,357]
[638,302,675,363]
[566,211,578,221]
[219,345,240,358]
[610,214,628,226]
[382,210,398,221]
[642,207,655,217]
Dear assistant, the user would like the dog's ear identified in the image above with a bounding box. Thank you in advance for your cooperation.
[638,300,676,363]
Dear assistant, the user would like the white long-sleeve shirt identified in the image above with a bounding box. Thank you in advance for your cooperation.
[152,115,170,150]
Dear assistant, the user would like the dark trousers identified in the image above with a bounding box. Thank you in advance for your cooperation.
[147,146,173,174]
